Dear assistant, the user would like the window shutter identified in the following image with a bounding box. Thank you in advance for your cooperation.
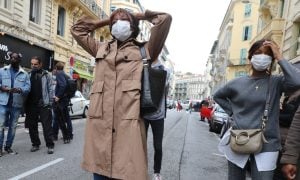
[248,26,252,40]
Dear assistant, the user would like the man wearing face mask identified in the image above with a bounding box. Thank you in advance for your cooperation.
[214,39,300,180]
[0,52,30,157]
[25,56,55,154]
[71,8,172,180]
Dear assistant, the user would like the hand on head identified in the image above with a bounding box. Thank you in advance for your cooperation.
[262,40,283,61]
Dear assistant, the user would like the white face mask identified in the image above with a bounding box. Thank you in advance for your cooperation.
[250,54,272,71]
[111,20,132,42]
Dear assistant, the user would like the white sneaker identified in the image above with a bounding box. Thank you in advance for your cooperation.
[153,173,162,180]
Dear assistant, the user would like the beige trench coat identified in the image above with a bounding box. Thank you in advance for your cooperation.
[71,10,172,180]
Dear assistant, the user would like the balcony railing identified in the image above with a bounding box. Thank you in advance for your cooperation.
[226,59,250,67]
[251,19,285,44]
[80,0,108,18]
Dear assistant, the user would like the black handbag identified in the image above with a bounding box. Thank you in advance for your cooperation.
[140,46,167,114]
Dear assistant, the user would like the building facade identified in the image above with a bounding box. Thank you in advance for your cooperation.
[281,0,300,65]
[174,73,206,101]
[0,0,54,70]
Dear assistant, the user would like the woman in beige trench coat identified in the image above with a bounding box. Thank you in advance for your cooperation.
[71,8,172,180]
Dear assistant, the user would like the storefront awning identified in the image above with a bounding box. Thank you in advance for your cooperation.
[73,68,94,81]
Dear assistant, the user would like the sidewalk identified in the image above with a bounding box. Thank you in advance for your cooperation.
[18,116,25,124]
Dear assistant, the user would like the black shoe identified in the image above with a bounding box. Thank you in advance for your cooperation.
[4,147,17,155]
[47,147,54,154]
[30,146,40,152]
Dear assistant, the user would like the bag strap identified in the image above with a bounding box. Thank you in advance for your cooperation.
[140,45,152,67]
[261,77,271,130]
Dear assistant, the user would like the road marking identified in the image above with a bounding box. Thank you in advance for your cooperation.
[212,153,225,157]
[8,158,64,180]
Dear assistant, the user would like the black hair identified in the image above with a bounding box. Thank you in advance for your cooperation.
[31,56,42,64]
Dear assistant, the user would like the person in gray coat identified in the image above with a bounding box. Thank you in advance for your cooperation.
[214,39,300,180]
[25,56,55,154]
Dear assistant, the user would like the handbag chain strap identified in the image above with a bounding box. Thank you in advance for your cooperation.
[261,77,271,130]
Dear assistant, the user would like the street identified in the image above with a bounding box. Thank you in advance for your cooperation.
[0,110,227,180]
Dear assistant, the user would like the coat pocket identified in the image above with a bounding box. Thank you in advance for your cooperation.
[88,81,104,119]
[121,80,141,120]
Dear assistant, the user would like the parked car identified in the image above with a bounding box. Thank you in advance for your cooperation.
[69,91,89,118]
[209,104,230,133]
[167,99,176,109]
[219,116,233,139]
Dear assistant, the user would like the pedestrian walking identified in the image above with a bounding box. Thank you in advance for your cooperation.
[53,62,72,144]
[71,8,172,180]
[215,39,300,180]
[0,52,30,157]
[25,56,55,154]
[143,60,170,180]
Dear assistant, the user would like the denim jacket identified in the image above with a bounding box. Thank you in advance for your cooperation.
[28,69,53,106]
[0,65,31,108]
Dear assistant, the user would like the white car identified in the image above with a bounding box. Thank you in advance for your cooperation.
[69,91,89,118]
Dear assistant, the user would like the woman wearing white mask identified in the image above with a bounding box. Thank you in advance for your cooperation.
[71,8,172,180]
[214,39,300,180]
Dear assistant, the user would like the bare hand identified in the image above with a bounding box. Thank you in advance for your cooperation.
[10,88,22,94]
[54,96,60,102]
[263,40,283,61]
[282,164,297,180]
[0,86,10,92]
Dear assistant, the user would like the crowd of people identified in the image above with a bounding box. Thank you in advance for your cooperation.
[2,6,300,180]
[0,54,74,157]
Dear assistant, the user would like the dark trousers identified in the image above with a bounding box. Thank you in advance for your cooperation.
[52,106,73,139]
[26,106,54,148]
[53,102,71,140]
[144,118,164,173]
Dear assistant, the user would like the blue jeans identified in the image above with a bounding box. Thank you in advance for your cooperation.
[0,105,22,148]
[228,155,274,180]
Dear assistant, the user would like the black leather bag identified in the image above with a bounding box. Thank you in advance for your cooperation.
[140,46,167,114]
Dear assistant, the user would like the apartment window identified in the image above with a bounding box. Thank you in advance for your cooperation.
[111,6,116,13]
[244,4,251,17]
[29,0,41,24]
[57,6,65,36]
[240,48,247,64]
[294,22,300,57]
[242,26,252,41]
[100,36,104,42]
[1,0,10,8]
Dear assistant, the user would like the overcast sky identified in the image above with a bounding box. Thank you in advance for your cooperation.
[140,0,231,74]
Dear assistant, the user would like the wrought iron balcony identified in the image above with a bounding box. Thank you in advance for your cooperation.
[80,0,108,18]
